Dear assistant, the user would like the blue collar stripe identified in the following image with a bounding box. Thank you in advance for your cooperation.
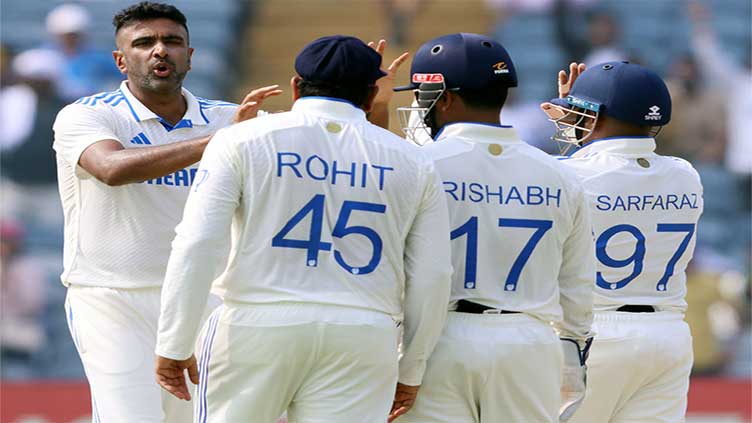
[198,104,210,124]
[159,118,194,132]
[118,89,141,122]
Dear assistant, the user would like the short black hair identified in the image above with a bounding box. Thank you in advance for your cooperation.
[297,79,372,108]
[113,2,188,36]
[456,83,509,110]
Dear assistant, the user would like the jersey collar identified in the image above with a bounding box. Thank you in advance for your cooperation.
[570,136,657,158]
[118,81,208,128]
[291,97,366,121]
[434,122,521,144]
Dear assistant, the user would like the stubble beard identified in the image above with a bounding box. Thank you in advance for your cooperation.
[132,67,188,96]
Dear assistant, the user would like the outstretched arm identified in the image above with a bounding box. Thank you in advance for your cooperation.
[66,85,282,186]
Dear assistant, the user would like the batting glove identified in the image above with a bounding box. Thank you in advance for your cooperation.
[559,337,593,422]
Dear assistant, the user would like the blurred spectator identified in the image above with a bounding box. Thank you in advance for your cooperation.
[0,220,48,379]
[382,0,424,47]
[500,91,558,153]
[41,3,121,101]
[486,0,594,22]
[0,48,66,227]
[0,44,36,153]
[688,1,752,176]
[553,0,628,66]
[660,54,726,161]
[685,265,732,376]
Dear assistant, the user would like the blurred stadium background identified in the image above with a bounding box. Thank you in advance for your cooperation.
[0,0,750,421]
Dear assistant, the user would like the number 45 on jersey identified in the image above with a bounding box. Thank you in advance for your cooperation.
[272,194,385,275]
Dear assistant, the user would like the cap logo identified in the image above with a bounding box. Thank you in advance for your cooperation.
[645,105,662,121]
[493,62,510,74]
[412,73,444,83]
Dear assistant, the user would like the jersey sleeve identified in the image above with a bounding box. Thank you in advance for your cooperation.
[556,184,595,343]
[398,160,453,385]
[156,129,243,360]
[52,104,121,170]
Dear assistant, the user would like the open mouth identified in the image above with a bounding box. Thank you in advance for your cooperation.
[153,63,172,78]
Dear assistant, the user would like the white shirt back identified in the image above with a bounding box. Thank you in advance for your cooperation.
[53,81,237,288]
[560,137,703,312]
[156,98,452,384]
[426,123,594,340]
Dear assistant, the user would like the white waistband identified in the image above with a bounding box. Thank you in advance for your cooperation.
[220,301,397,328]
[594,310,685,323]
[448,310,547,327]
[67,284,162,293]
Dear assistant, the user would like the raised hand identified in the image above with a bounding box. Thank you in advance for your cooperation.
[558,62,586,99]
[368,39,410,107]
[233,84,284,123]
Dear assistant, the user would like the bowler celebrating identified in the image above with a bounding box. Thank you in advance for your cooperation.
[53,2,278,421]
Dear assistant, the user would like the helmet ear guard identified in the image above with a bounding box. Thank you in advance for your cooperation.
[397,80,449,145]
[541,102,599,154]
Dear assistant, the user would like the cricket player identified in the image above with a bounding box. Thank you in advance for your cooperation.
[53,2,279,421]
[541,61,704,422]
[393,33,595,423]
[155,35,452,423]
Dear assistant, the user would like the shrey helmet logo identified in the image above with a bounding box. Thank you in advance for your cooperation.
[412,73,445,83]
[645,105,662,121]
[493,62,510,74]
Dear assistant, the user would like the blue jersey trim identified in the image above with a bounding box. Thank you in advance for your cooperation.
[197,311,220,423]
[88,91,115,106]
[110,96,125,107]
[118,88,141,122]
[197,97,238,109]
[75,90,120,107]
[158,118,194,132]
[102,92,123,104]
[198,104,210,124]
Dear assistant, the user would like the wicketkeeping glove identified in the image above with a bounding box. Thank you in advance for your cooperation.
[559,337,593,422]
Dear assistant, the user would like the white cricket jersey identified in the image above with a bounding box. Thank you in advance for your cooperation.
[53,80,237,289]
[426,123,594,341]
[156,97,453,385]
[560,137,703,312]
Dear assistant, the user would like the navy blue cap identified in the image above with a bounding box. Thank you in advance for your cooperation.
[295,35,387,86]
[395,33,517,91]
[551,61,671,126]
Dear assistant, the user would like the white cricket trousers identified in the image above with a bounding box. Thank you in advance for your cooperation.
[194,302,400,423]
[398,312,563,423]
[65,285,218,423]
[569,311,693,423]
